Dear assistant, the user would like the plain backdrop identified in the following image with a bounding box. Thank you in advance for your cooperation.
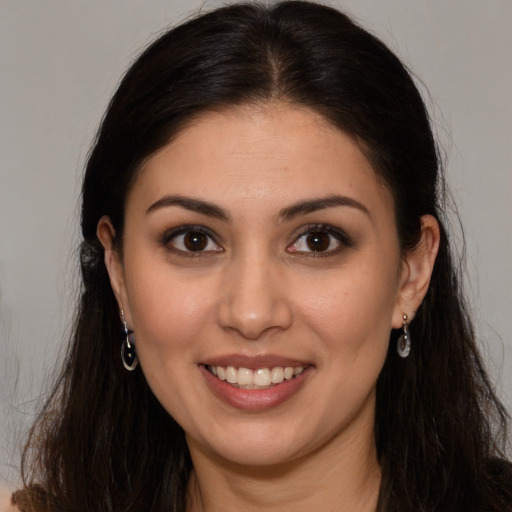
[1,0,511,486]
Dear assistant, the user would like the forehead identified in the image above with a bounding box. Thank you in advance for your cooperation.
[129,103,394,217]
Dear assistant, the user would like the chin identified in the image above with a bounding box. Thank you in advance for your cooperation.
[187,419,325,469]
[211,441,303,468]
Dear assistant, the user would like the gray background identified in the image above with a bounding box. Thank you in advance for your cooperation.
[1,0,511,486]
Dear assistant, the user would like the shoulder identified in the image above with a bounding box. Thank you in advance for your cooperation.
[0,487,18,512]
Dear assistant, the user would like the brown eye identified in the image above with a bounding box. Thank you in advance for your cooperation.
[305,232,331,252]
[184,231,208,251]
[287,225,350,256]
[164,227,222,255]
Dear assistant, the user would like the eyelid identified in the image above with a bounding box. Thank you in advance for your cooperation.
[287,223,353,255]
[159,223,351,257]
[160,224,223,255]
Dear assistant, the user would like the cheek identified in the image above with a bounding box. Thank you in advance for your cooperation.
[125,264,216,363]
[124,268,219,420]
[295,259,399,363]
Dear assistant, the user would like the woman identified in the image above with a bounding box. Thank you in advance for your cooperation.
[7,1,512,510]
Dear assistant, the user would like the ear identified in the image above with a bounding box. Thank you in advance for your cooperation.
[97,215,130,321]
[392,214,440,328]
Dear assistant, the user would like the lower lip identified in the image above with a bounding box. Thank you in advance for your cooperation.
[199,365,312,411]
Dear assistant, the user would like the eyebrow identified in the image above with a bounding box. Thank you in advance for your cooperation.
[146,195,231,221]
[145,193,369,223]
[278,195,370,221]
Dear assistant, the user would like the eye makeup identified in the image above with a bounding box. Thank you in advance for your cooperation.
[287,223,354,257]
[160,224,223,257]
[158,220,354,262]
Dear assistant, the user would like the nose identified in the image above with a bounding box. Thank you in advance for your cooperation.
[217,252,293,340]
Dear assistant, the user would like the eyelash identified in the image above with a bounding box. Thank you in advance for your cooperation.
[160,223,352,257]
[287,224,352,257]
[161,225,222,257]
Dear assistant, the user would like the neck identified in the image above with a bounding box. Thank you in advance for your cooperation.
[185,414,381,512]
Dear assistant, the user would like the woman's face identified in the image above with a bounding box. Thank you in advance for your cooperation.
[102,104,423,468]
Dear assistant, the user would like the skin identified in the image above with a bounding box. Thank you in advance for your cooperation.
[0,487,17,512]
[98,103,439,512]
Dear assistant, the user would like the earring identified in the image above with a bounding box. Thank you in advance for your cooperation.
[121,309,138,371]
[397,313,411,358]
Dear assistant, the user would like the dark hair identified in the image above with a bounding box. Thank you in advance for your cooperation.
[14,2,511,511]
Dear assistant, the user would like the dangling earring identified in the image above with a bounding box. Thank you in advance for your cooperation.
[397,313,411,358]
[121,309,138,371]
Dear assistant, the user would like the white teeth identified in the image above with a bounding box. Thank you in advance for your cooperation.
[225,366,237,384]
[208,364,306,388]
[237,367,253,386]
[253,368,271,386]
[284,367,294,380]
[270,366,284,384]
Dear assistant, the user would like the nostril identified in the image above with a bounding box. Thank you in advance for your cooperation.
[216,262,294,338]
[217,300,293,340]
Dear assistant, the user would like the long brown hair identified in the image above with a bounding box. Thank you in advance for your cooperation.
[14,2,511,511]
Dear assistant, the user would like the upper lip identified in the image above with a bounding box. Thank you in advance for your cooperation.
[201,354,312,370]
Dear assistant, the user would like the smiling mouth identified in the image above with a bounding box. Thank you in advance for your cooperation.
[205,365,306,389]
